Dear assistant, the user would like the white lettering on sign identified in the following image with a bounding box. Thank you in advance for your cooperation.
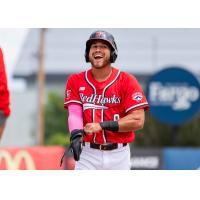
[131,156,159,169]
[149,82,199,110]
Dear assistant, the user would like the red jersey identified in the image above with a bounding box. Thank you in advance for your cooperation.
[0,48,10,117]
[64,67,149,144]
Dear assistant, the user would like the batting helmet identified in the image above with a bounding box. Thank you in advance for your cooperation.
[85,30,118,63]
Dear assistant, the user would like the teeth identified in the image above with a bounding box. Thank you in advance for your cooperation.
[94,55,103,58]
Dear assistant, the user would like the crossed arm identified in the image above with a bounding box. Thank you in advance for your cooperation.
[84,109,145,133]
[68,104,145,134]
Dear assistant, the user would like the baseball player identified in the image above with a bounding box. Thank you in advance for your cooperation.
[0,48,11,140]
[63,30,149,170]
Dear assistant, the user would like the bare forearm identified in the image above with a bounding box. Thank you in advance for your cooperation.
[118,110,145,132]
[0,111,7,139]
[84,109,145,133]
[118,118,144,132]
[0,124,5,139]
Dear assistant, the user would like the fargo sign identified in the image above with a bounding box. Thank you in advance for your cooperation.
[146,67,200,125]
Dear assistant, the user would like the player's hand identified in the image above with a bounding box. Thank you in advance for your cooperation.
[84,123,102,134]
[70,129,84,161]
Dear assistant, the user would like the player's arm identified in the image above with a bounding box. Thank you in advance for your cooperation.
[0,110,8,139]
[118,109,145,132]
[0,124,5,139]
[68,104,83,132]
[63,104,84,162]
[84,108,145,133]
[61,104,84,163]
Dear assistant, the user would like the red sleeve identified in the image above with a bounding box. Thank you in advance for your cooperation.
[122,73,149,113]
[0,48,11,117]
[64,74,82,109]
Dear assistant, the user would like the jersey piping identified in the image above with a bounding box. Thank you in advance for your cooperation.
[64,100,82,105]
[125,102,149,113]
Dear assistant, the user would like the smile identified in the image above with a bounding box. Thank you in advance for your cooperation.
[94,54,103,59]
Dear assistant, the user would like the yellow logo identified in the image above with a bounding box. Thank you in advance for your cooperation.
[0,150,36,170]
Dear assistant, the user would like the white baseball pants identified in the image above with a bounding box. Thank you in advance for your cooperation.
[75,142,131,170]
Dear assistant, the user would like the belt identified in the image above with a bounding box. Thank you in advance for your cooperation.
[83,142,127,151]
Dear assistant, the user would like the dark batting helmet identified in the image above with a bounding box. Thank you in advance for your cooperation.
[85,30,118,63]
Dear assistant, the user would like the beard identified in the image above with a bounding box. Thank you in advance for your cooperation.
[89,57,110,69]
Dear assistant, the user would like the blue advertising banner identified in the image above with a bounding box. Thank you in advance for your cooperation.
[146,67,200,125]
[163,148,200,170]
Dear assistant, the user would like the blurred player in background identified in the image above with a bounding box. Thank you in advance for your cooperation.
[0,48,11,140]
[63,30,149,170]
